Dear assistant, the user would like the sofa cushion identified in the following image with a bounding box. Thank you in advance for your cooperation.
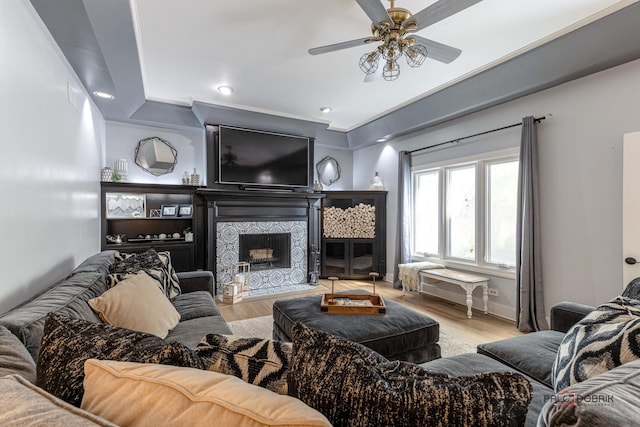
[36,313,203,407]
[540,358,640,426]
[0,325,36,383]
[0,374,116,427]
[172,290,220,321]
[107,249,181,299]
[288,322,533,427]
[0,272,108,361]
[552,296,640,392]
[81,359,332,427]
[71,251,117,276]
[196,334,291,394]
[88,271,180,338]
[477,330,565,388]
[420,353,550,427]
[166,315,233,348]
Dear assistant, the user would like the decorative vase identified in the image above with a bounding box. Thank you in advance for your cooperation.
[313,180,323,191]
[114,159,128,182]
[101,167,113,182]
[369,171,385,190]
[190,168,200,186]
[182,171,190,185]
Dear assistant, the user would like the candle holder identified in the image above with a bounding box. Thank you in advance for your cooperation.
[327,276,338,304]
[369,272,380,295]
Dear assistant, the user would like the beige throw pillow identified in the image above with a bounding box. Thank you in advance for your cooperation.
[81,359,332,427]
[88,271,180,338]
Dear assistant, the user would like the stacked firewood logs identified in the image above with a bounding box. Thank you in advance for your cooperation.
[323,203,376,238]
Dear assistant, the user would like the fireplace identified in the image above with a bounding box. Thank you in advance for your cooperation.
[239,233,291,271]
[198,189,323,297]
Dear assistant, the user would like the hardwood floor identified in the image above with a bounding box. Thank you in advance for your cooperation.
[218,278,523,348]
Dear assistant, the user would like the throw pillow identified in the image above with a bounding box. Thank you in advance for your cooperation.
[196,334,291,394]
[552,296,640,392]
[107,249,181,299]
[82,360,331,427]
[0,374,117,427]
[0,325,37,383]
[288,322,532,427]
[36,313,203,407]
[88,270,180,338]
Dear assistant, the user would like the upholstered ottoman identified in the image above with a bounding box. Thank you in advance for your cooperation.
[272,290,440,363]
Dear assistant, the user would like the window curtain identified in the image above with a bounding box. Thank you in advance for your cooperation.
[516,116,548,332]
[393,151,412,289]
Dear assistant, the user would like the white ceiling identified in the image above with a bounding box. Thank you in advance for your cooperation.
[131,0,632,132]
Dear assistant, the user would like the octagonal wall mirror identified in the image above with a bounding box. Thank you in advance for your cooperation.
[135,137,178,176]
[316,156,341,186]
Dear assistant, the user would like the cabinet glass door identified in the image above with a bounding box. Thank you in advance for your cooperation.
[351,241,374,276]
[323,241,348,276]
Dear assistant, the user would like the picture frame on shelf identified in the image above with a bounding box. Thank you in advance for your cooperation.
[161,204,178,217]
[150,209,162,218]
[178,204,193,217]
[105,193,146,218]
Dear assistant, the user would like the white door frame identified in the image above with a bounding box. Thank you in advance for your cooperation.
[622,131,640,289]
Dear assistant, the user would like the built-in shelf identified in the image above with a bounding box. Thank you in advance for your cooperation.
[100,182,205,271]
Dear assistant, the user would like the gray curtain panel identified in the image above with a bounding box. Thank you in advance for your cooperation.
[393,151,412,289]
[516,116,549,332]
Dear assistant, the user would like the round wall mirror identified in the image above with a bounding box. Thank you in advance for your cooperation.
[134,137,178,176]
[316,156,341,186]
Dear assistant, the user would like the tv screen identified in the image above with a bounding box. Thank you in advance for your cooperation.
[217,126,311,188]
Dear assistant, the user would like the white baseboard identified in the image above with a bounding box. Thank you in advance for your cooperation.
[417,284,516,322]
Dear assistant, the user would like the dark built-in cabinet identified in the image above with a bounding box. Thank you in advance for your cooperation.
[100,182,205,272]
[321,191,387,279]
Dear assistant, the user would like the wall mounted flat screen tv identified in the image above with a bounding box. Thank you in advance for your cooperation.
[216,125,311,188]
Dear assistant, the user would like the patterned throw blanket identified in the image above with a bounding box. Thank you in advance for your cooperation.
[552,296,640,392]
[398,262,444,291]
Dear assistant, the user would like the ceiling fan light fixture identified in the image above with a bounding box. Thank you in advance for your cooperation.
[359,51,381,74]
[382,59,400,81]
[405,44,427,68]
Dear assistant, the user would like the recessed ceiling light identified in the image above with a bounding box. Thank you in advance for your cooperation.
[217,86,234,96]
[319,107,332,113]
[92,91,115,100]
[376,137,387,143]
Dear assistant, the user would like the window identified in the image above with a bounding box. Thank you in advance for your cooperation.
[412,155,518,270]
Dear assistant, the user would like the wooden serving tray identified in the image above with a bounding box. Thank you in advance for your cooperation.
[320,294,386,315]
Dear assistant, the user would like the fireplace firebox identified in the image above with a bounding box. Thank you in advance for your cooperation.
[239,233,291,271]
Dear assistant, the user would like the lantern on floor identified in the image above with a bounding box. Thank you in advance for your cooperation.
[231,261,251,298]
[222,282,241,304]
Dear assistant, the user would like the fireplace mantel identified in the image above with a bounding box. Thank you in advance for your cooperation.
[197,189,324,295]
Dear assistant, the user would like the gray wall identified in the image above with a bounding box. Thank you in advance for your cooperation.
[105,121,205,185]
[0,1,106,314]
[353,57,640,318]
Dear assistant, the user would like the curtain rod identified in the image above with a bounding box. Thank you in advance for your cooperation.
[408,116,547,155]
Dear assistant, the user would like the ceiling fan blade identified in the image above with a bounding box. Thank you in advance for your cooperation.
[356,0,393,28]
[308,37,375,55]
[404,0,482,32]
[410,36,461,63]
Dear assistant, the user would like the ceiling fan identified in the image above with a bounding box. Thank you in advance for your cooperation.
[309,0,482,82]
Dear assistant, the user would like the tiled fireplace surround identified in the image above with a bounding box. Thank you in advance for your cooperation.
[198,190,323,296]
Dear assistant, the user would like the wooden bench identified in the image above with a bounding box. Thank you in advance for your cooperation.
[418,269,489,319]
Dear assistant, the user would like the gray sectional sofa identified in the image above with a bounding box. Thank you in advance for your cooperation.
[1,249,639,426]
[0,250,231,362]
